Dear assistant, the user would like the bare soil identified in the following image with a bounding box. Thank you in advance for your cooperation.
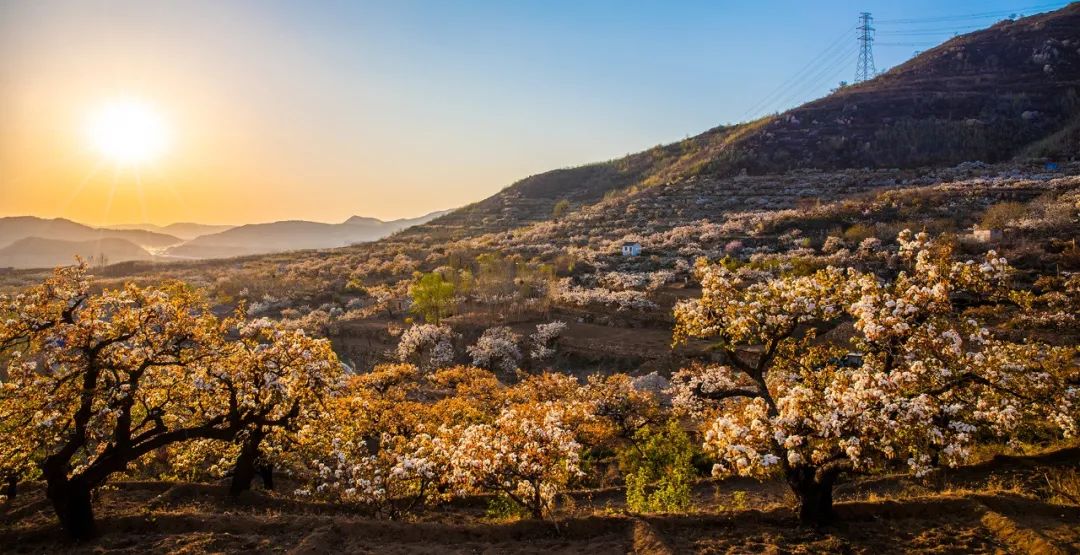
[3,447,1077,554]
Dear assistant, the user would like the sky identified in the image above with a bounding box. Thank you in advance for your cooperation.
[0,0,1071,226]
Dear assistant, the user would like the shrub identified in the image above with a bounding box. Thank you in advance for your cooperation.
[620,420,695,514]
[485,494,533,521]
[980,201,1027,229]
[843,223,875,244]
[552,199,571,219]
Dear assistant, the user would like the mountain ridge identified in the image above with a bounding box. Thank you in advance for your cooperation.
[103,222,236,241]
[0,216,183,250]
[398,4,1080,243]
[0,210,452,268]
[164,209,452,259]
[0,236,153,269]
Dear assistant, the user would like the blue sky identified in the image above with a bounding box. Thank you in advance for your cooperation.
[0,1,1071,224]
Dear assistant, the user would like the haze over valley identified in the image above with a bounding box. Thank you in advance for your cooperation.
[0,210,449,268]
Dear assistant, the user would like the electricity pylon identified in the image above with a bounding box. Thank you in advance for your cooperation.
[855,12,877,82]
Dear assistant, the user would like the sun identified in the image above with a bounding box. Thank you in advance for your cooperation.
[86,98,170,166]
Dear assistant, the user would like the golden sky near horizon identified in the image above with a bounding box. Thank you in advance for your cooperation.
[0,2,664,227]
[0,39,526,227]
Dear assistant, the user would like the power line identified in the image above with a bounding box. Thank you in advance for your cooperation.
[878,29,984,37]
[767,47,858,115]
[738,27,854,120]
[877,24,985,34]
[751,39,856,118]
[876,42,935,47]
[875,2,1066,24]
[735,3,1070,122]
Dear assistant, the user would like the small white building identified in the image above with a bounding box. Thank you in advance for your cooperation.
[973,228,1003,242]
[621,242,642,257]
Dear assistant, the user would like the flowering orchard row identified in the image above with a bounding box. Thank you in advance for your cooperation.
[1,231,1077,537]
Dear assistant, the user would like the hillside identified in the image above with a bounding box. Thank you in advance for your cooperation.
[0,237,153,269]
[164,210,450,259]
[404,4,1080,243]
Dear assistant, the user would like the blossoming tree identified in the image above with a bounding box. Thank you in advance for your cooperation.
[0,266,340,538]
[672,232,1078,525]
[222,318,343,495]
[528,321,566,363]
[396,323,457,372]
[290,364,453,516]
[467,326,522,376]
[448,401,584,519]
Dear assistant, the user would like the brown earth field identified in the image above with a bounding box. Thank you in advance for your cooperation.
[3,445,1078,554]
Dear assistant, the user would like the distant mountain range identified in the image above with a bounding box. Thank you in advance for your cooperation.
[163,210,450,259]
[0,237,155,269]
[0,210,451,269]
[103,222,236,241]
[0,217,181,268]
[0,217,183,250]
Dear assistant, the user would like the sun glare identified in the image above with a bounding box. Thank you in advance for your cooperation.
[86,98,170,166]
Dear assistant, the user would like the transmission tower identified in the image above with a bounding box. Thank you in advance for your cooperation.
[855,12,877,82]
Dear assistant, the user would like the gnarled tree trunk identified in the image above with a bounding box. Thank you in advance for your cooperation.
[787,467,837,526]
[45,474,97,540]
[257,463,274,491]
[529,479,544,520]
[4,474,16,501]
[229,428,266,496]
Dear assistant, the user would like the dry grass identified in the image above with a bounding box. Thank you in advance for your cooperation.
[2,445,1078,553]
[1044,468,1080,506]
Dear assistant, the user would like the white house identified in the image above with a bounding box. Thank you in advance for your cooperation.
[973,228,1003,242]
[621,242,642,257]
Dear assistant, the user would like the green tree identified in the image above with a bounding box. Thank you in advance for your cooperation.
[619,420,696,513]
[552,199,571,219]
[409,271,456,324]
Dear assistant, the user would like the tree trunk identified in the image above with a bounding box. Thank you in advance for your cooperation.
[258,463,274,490]
[363,434,381,455]
[46,476,97,540]
[530,481,544,520]
[229,430,265,496]
[3,474,16,501]
[787,467,836,526]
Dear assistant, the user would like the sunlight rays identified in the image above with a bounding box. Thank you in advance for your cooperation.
[85,98,170,167]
